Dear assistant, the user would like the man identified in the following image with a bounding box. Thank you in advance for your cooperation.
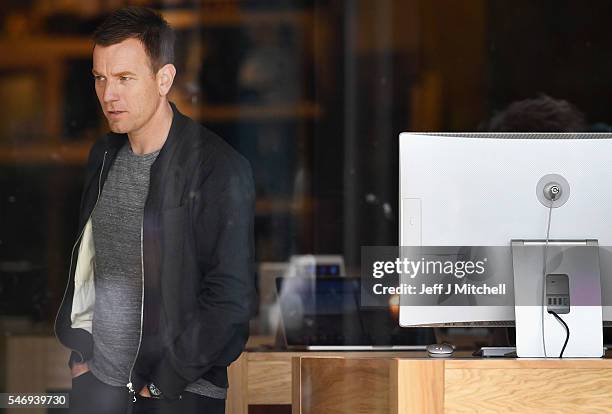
[54,6,255,414]
[483,94,587,132]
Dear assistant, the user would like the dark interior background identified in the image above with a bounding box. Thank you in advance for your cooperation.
[0,0,610,354]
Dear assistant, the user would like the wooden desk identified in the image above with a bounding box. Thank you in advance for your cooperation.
[6,336,612,413]
[291,356,612,414]
[226,350,411,413]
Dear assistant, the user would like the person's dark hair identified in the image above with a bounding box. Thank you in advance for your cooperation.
[484,95,587,132]
[93,6,175,73]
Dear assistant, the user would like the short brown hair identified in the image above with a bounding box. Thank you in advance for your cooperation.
[485,95,587,132]
[93,6,175,73]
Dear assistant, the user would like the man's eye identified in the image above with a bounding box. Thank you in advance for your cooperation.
[120,76,131,81]
[93,75,105,82]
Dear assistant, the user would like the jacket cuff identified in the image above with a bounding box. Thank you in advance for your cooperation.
[149,356,189,400]
[67,350,88,369]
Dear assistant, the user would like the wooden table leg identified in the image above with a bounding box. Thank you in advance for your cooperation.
[390,359,444,414]
[226,352,248,414]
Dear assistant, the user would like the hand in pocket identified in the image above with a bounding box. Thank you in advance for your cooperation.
[71,362,90,379]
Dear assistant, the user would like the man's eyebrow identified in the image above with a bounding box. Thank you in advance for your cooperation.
[113,71,138,77]
[90,70,138,77]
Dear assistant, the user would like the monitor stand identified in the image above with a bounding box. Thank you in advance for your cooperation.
[512,239,603,357]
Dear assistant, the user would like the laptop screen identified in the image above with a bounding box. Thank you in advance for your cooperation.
[276,277,364,346]
[275,277,433,347]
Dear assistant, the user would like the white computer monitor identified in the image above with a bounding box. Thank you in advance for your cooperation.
[398,132,612,327]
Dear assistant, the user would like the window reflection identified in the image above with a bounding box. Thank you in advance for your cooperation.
[1,3,612,411]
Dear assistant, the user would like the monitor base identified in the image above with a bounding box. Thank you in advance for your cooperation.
[473,346,516,357]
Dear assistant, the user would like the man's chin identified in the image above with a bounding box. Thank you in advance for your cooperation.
[107,122,129,134]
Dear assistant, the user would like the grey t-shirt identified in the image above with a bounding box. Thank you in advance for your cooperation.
[89,141,226,399]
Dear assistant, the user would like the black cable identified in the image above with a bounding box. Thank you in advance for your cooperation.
[548,310,570,358]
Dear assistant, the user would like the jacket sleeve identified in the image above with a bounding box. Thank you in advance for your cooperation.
[149,155,256,399]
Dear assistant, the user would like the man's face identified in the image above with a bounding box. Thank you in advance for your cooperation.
[92,38,161,134]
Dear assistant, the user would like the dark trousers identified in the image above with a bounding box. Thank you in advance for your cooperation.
[69,371,226,414]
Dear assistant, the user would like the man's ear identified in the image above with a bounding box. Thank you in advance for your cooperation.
[157,64,176,97]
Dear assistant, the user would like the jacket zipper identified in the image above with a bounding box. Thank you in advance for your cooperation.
[126,205,146,402]
[53,150,108,363]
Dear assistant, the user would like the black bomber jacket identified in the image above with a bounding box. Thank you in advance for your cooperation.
[54,102,256,400]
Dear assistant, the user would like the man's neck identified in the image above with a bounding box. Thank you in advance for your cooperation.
[127,101,173,155]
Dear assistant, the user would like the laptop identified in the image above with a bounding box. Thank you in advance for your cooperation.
[275,276,432,350]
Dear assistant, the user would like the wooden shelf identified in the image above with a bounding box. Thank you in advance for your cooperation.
[255,198,313,215]
[0,37,92,65]
[0,144,311,217]
[162,9,313,29]
[0,142,92,165]
[177,102,322,122]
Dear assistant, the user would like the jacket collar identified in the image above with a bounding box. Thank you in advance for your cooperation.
[98,101,191,211]
[104,101,188,158]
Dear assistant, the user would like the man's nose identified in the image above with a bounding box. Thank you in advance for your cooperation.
[102,81,118,103]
